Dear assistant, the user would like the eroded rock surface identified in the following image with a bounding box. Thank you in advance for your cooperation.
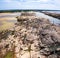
[0,12,60,58]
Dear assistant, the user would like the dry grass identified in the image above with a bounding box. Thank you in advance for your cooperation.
[0,18,16,31]
[0,21,14,31]
[0,17,17,20]
[0,13,17,31]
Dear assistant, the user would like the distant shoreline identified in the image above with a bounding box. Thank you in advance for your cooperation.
[42,11,60,19]
[0,9,60,13]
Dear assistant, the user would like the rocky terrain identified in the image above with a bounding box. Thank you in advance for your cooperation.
[0,12,60,58]
[42,11,60,19]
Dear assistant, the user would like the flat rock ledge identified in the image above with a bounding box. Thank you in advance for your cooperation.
[0,12,60,58]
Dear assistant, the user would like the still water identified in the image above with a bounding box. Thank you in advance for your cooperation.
[36,12,60,25]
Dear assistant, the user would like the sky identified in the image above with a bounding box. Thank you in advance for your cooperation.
[0,0,60,10]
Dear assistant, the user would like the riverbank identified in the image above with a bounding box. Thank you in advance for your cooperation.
[42,11,60,19]
[0,18,16,31]
[0,12,19,31]
[0,12,60,58]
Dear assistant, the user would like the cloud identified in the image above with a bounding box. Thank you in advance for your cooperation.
[0,0,12,2]
[31,0,49,2]
[20,0,49,3]
[0,0,60,10]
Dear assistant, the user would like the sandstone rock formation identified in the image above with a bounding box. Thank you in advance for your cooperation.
[0,12,60,58]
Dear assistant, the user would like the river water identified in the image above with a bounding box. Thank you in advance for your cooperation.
[44,11,60,14]
[36,12,60,25]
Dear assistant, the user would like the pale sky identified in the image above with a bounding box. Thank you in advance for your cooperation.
[0,0,60,10]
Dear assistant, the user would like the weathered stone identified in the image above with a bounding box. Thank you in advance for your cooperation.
[0,12,60,58]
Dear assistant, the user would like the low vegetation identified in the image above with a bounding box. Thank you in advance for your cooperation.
[4,51,13,58]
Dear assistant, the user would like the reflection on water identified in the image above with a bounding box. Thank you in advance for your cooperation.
[36,12,60,25]
[44,11,60,14]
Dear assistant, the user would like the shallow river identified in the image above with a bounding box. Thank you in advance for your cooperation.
[36,12,60,25]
